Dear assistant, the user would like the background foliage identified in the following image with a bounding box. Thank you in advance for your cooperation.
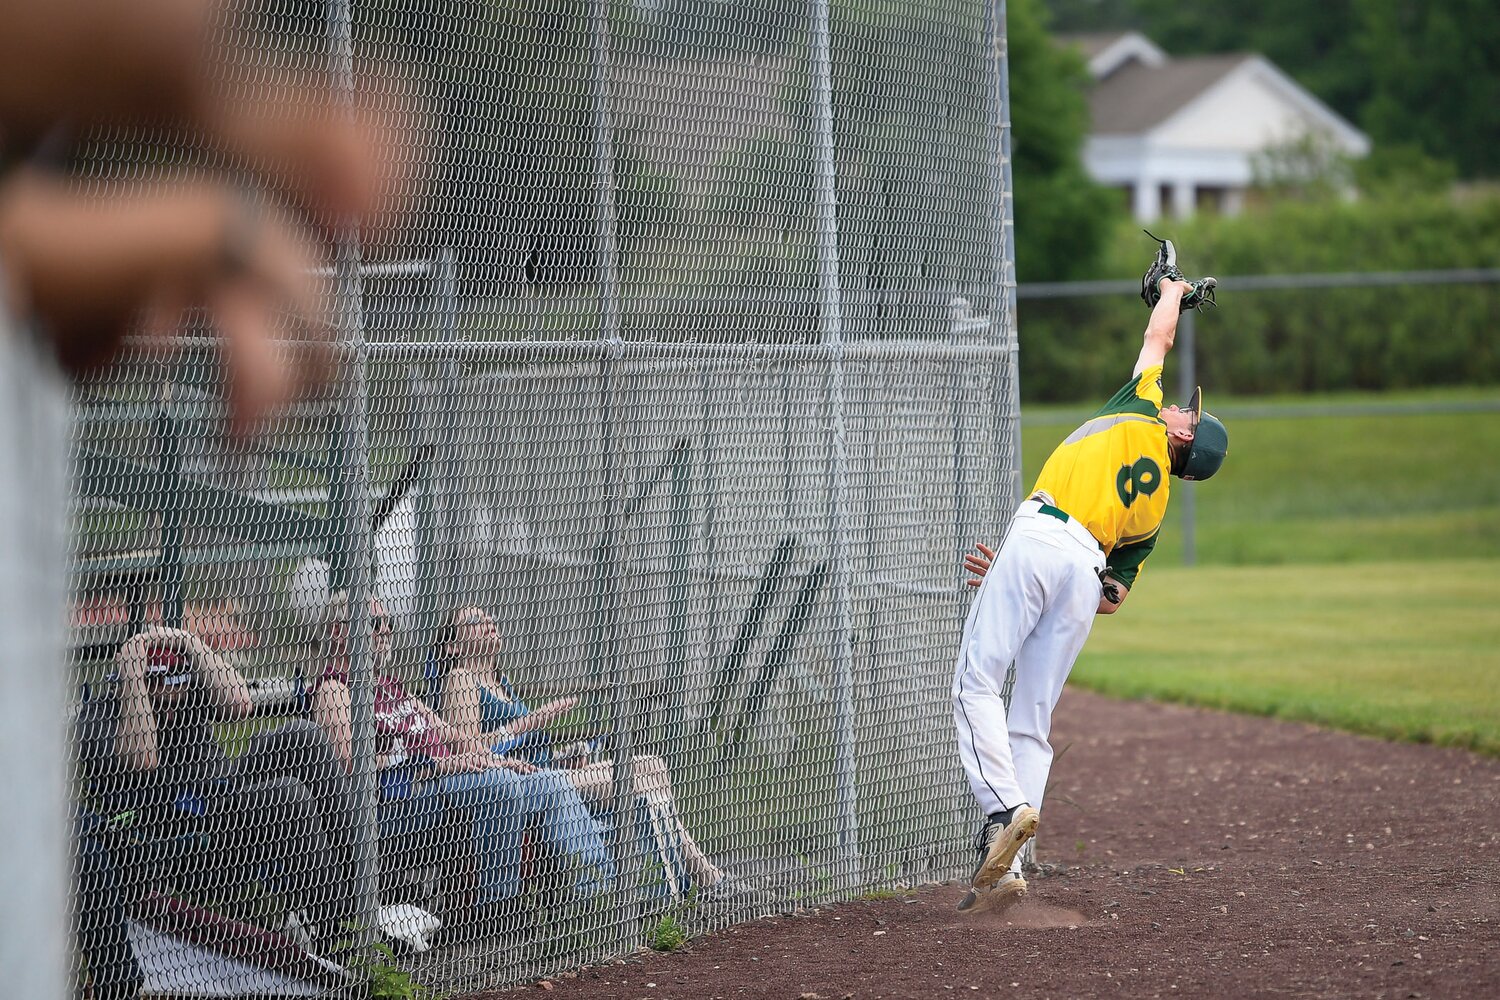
[1018,192,1500,402]
[1006,0,1120,281]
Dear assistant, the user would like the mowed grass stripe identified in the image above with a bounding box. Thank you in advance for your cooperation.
[1022,389,1500,564]
[1072,559,1500,755]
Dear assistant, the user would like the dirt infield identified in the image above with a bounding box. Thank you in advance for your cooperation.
[471,690,1500,999]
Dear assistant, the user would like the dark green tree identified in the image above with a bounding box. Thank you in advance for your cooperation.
[1043,2,1367,123]
[1356,0,1500,179]
[1008,0,1120,281]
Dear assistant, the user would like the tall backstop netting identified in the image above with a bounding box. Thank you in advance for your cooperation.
[65,0,1020,994]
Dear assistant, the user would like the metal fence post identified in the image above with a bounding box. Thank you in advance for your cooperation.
[324,0,380,964]
[587,0,638,949]
[664,439,692,769]
[436,249,466,619]
[412,360,437,654]
[809,0,861,885]
[1177,309,1197,566]
[989,0,1023,507]
[0,325,69,1000]
[156,380,184,628]
[987,0,1029,862]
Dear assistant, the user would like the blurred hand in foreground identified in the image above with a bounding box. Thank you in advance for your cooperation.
[0,0,414,434]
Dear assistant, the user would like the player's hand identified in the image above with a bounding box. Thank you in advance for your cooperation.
[1096,571,1129,615]
[963,542,996,587]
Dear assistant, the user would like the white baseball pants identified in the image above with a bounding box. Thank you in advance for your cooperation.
[952,500,1107,816]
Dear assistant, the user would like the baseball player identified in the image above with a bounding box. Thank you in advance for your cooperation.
[953,238,1227,913]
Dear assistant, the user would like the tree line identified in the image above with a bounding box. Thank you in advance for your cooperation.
[1018,193,1500,402]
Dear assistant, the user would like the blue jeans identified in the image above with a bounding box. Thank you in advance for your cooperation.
[513,769,613,896]
[379,768,611,904]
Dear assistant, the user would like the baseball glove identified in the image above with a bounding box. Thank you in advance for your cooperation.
[1140,230,1217,312]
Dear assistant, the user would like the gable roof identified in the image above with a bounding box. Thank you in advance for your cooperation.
[1063,31,1133,61]
[1059,31,1167,79]
[1088,53,1254,135]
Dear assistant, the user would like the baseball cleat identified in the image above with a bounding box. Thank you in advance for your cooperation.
[983,871,1029,914]
[971,805,1039,891]
[1144,229,1176,271]
[957,869,1028,915]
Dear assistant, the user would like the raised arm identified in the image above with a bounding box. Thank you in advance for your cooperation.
[112,634,161,772]
[1133,278,1195,377]
[181,631,252,719]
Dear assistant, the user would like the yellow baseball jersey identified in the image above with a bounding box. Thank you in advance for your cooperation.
[1029,365,1171,587]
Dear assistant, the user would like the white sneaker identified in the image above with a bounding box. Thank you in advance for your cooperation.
[378,903,443,953]
[283,909,318,951]
[971,806,1039,891]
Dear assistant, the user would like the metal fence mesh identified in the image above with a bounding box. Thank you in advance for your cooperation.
[66,0,1019,994]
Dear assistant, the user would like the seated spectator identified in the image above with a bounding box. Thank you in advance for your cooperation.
[75,627,358,952]
[74,810,143,1000]
[436,604,724,892]
[311,594,613,923]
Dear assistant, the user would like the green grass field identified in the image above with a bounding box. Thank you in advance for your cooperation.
[1075,559,1499,754]
[1019,388,1500,754]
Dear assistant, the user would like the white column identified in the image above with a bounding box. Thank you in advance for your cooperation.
[1133,177,1160,222]
[1169,179,1195,219]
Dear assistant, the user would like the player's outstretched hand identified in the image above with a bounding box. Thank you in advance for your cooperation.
[963,541,996,587]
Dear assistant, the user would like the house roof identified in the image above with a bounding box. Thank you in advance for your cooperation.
[1088,53,1254,135]
[1058,30,1168,79]
[1063,31,1134,61]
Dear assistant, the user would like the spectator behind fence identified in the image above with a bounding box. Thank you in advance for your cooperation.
[311,595,613,927]
[436,605,726,894]
[74,627,360,951]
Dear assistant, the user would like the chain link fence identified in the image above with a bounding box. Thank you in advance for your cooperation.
[65,0,1020,994]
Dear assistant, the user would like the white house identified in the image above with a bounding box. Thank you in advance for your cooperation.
[1062,32,1370,222]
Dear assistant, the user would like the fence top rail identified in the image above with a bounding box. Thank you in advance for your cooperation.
[114,336,1019,362]
[1018,267,1500,299]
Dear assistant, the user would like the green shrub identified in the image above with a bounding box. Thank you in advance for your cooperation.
[349,941,444,1000]
[1020,192,1500,402]
[647,915,688,953]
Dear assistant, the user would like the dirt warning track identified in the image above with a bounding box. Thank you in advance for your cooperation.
[471,690,1500,1000]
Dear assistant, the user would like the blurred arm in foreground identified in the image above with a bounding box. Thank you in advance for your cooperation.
[0,0,410,433]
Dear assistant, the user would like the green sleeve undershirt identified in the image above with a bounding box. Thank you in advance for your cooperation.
[1094,374,1161,420]
[1106,529,1159,589]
